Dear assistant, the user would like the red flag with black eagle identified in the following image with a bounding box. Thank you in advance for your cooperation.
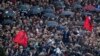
[13,30,28,47]
[83,16,93,31]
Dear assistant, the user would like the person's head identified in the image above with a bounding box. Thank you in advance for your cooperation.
[19,46,24,52]
[85,53,94,56]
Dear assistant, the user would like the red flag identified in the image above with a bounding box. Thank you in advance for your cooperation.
[13,30,28,47]
[83,16,93,31]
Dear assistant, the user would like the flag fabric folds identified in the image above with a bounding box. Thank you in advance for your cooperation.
[13,30,28,47]
[83,16,93,31]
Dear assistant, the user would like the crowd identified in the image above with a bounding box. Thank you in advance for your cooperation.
[0,0,100,56]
